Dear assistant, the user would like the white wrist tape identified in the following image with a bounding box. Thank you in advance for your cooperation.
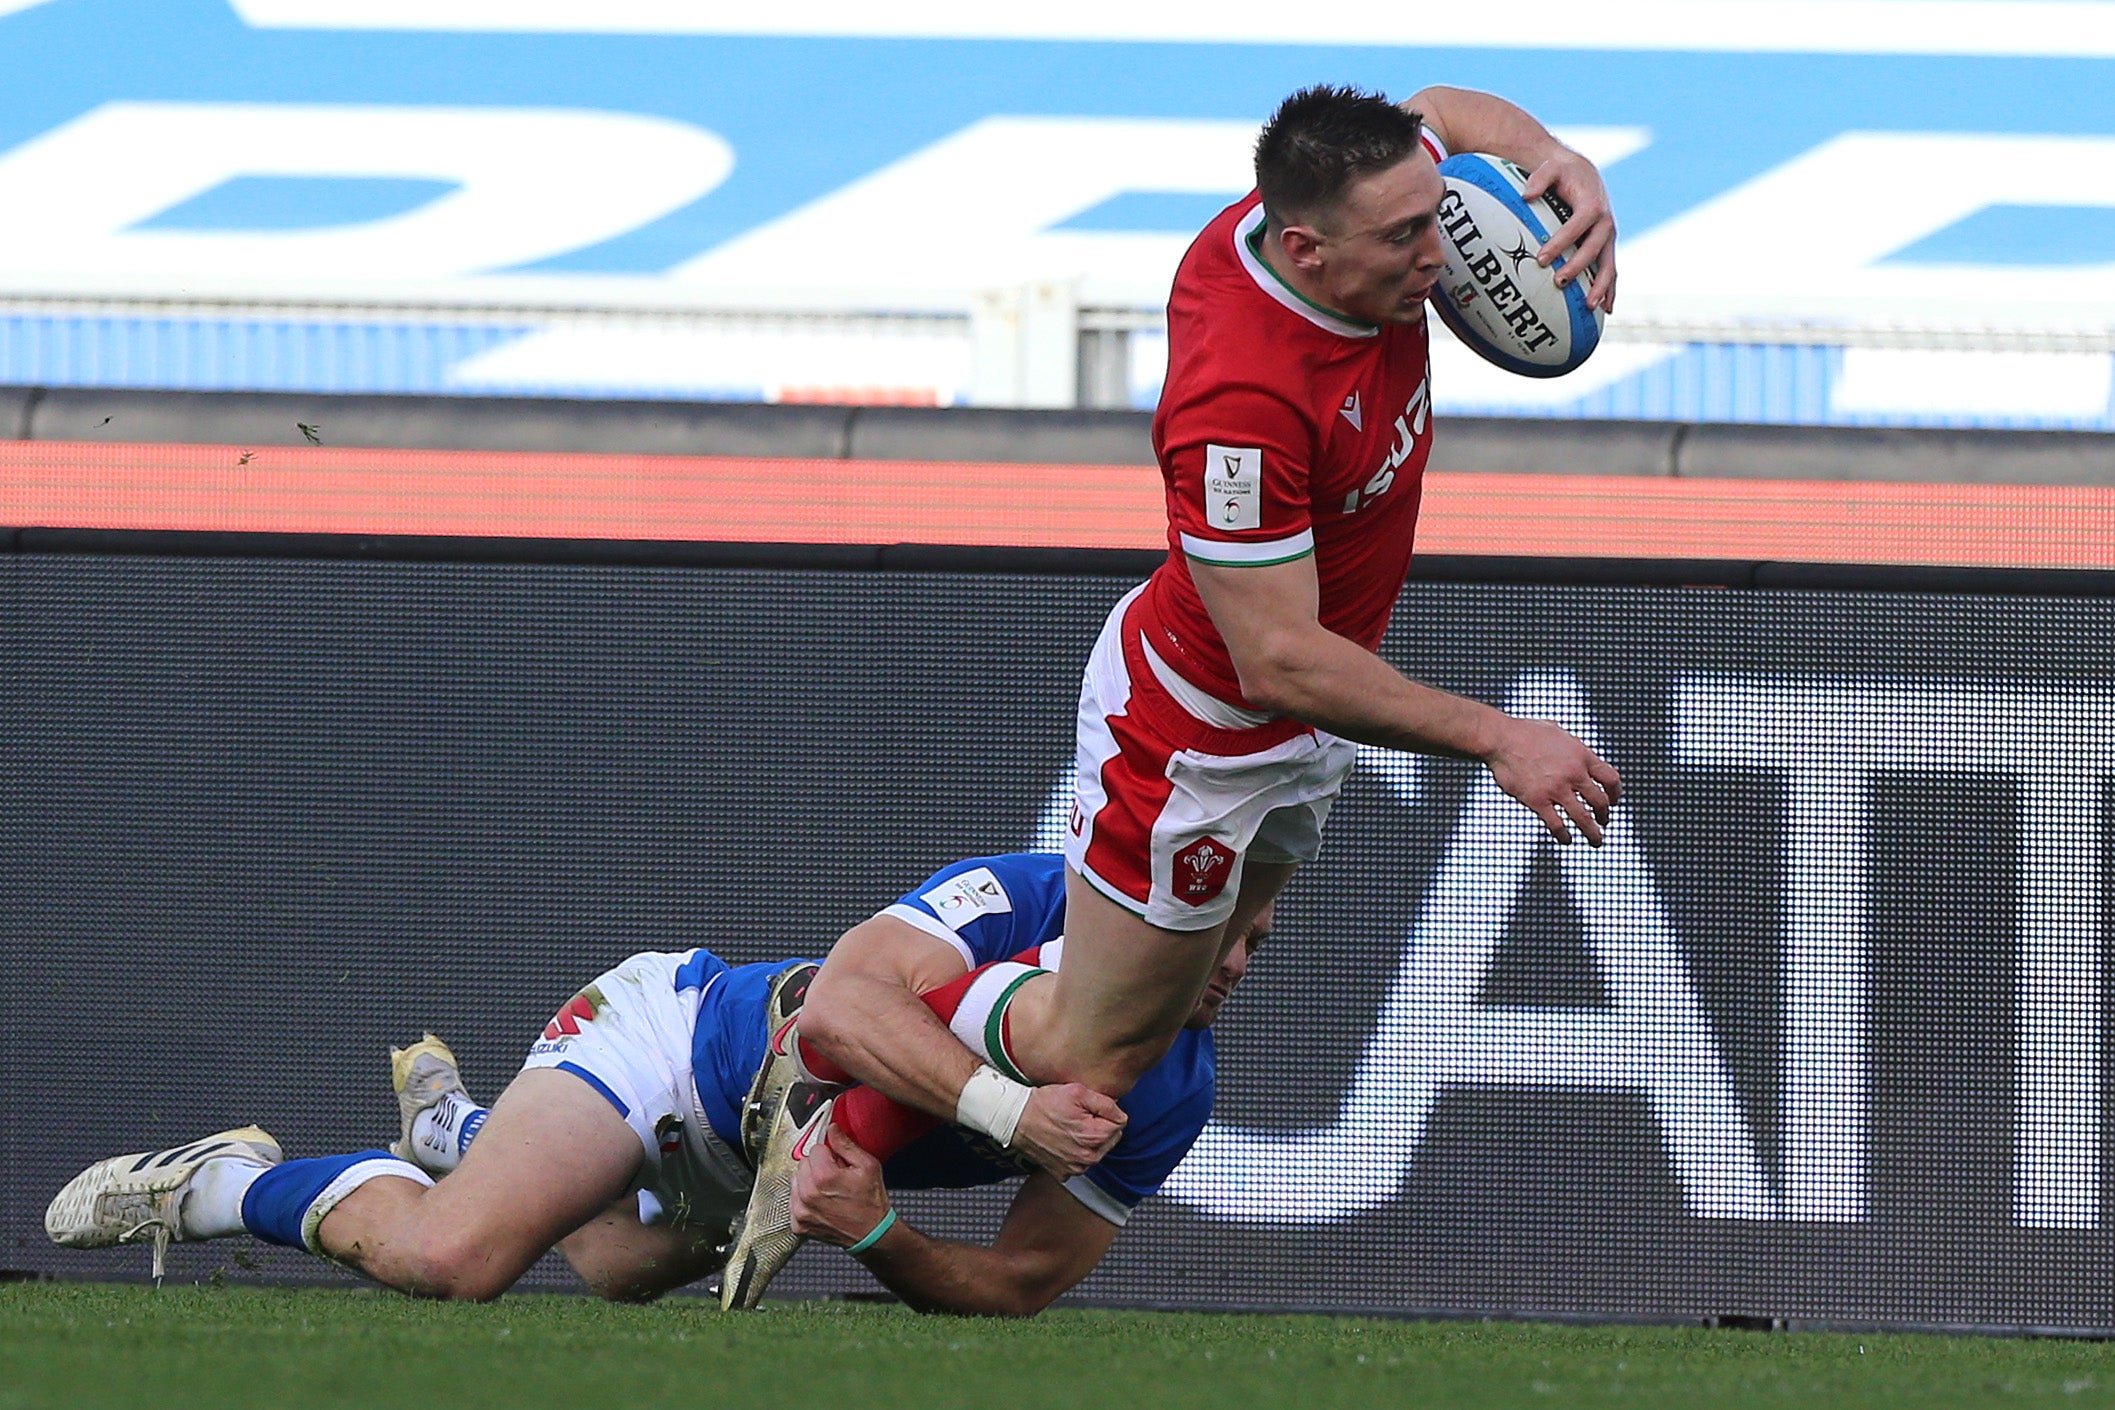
[955,1064,1033,1147]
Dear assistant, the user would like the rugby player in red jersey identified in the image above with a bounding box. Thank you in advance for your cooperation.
[725,85,1626,1303]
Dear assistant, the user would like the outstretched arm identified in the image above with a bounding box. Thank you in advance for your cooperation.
[1405,84,1618,312]
[791,1126,1119,1317]
[1191,552,1622,845]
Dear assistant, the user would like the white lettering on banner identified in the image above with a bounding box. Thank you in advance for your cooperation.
[0,102,732,279]
[1676,677,2115,1230]
[1165,672,1775,1225]
[674,117,1256,306]
[670,119,1646,307]
[1049,672,2112,1229]
[1779,769,1870,1222]
[1621,133,2115,313]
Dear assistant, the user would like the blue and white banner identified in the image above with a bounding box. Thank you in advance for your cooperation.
[2,1,2112,425]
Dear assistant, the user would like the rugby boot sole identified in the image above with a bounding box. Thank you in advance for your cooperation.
[721,1082,833,1310]
[740,962,820,1166]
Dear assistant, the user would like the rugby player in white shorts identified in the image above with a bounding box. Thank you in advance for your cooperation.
[46,853,1257,1316]
[728,84,1625,1302]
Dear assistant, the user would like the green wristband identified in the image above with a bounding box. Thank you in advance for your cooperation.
[846,1208,897,1256]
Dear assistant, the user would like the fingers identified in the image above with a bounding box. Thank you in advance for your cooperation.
[787,1162,827,1234]
[1587,249,1619,314]
[822,1125,872,1170]
[1550,750,1621,847]
[1533,800,1572,847]
[1512,739,1625,848]
[1538,793,1606,848]
[1048,1082,1127,1128]
[1018,1085,1129,1180]
[1567,209,1613,265]
[806,1130,855,1181]
[1589,754,1624,808]
[1561,793,1606,848]
[1552,219,1612,289]
[792,1128,891,1244]
[1079,1088,1128,1126]
[1074,1088,1127,1156]
[1535,209,1590,282]
[1538,207,1594,268]
[1559,232,1617,312]
[1522,155,1618,306]
[1544,214,1614,292]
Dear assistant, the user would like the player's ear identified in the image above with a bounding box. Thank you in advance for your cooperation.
[1277,221,1327,271]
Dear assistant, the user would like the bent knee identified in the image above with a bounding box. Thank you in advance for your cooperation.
[578,1255,693,1304]
[397,1236,516,1302]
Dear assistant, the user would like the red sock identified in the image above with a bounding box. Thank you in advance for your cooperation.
[832,1083,937,1159]
[830,962,997,1160]
[795,1035,852,1085]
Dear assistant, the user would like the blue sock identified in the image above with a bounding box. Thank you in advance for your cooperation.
[241,1150,431,1252]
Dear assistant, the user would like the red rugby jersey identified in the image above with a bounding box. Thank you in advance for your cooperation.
[1138,153,1441,713]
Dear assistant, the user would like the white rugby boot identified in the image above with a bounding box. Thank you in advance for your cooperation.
[721,1082,834,1310]
[740,962,821,1165]
[389,1033,472,1170]
[45,1126,282,1284]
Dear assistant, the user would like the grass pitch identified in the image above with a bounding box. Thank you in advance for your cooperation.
[7,1284,2115,1409]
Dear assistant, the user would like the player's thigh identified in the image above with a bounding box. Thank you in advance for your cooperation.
[401,1068,643,1271]
[559,1198,727,1303]
[1047,855,1296,1029]
[1045,764,1321,1047]
[1023,856,1305,1097]
[1014,870,1228,1086]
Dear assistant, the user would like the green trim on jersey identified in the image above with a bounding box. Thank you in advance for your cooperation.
[1182,544,1318,569]
[984,969,1045,1085]
[1243,221,1380,334]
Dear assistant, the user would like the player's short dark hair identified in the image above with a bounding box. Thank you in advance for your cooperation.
[1254,85,1427,230]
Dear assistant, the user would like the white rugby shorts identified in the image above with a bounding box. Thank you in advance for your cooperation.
[521,949,754,1230]
[1064,585,1357,931]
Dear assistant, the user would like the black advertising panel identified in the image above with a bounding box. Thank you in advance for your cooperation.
[4,554,2113,1332]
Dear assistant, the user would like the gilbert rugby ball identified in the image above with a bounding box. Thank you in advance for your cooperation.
[1433,152,1603,378]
